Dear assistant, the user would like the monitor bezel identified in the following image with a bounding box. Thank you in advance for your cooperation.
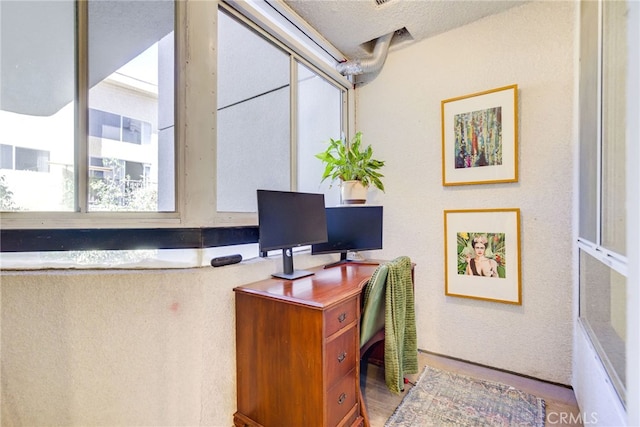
[257,189,328,253]
[257,189,328,280]
[311,205,383,257]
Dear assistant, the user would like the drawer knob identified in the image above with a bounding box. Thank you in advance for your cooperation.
[338,393,347,405]
[337,352,347,363]
[338,312,347,323]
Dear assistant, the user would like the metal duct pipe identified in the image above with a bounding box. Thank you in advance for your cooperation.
[336,32,394,77]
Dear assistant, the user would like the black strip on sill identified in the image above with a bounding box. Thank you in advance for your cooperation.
[0,226,259,253]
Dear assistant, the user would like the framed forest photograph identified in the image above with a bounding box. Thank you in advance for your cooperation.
[444,208,522,305]
[441,84,518,186]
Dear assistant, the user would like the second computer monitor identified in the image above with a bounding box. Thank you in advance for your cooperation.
[311,205,383,266]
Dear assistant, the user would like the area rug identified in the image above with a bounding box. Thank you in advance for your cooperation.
[384,365,546,427]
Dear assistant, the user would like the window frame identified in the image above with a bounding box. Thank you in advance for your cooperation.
[214,3,351,221]
[577,0,629,406]
[0,0,354,252]
[0,0,181,228]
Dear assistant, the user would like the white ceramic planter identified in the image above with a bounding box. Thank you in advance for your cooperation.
[340,180,367,204]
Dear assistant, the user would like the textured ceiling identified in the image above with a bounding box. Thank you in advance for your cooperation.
[283,0,529,59]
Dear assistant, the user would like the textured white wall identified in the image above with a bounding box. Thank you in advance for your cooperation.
[356,1,576,384]
[0,253,335,426]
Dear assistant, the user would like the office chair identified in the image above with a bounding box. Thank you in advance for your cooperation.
[358,263,388,427]
[360,263,388,361]
[358,257,417,426]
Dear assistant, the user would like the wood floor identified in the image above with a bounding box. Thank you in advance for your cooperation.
[361,350,583,427]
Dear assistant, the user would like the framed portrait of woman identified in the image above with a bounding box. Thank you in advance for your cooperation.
[444,208,521,304]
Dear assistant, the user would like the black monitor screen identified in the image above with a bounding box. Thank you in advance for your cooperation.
[311,206,383,262]
[257,189,328,253]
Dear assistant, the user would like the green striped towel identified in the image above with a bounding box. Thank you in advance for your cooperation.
[383,256,418,394]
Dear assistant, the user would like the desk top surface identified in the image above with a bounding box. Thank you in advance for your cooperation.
[234,262,381,308]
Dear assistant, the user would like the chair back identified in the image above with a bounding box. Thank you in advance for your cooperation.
[360,264,388,347]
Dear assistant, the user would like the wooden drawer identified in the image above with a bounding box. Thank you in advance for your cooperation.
[327,368,358,427]
[326,326,357,388]
[338,404,361,427]
[325,298,358,337]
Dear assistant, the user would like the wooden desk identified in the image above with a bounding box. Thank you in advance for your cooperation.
[233,263,379,427]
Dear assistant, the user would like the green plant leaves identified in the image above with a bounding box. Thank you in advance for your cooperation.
[315,131,385,192]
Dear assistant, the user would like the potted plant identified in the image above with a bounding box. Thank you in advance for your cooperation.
[315,131,385,204]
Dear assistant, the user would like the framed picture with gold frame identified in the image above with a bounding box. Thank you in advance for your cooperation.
[441,84,518,186]
[444,208,521,305]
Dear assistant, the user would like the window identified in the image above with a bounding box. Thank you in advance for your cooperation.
[0,1,352,268]
[216,6,344,214]
[216,9,291,213]
[0,145,51,173]
[15,147,50,173]
[600,0,627,255]
[578,0,628,405]
[579,249,626,394]
[0,0,75,212]
[88,1,174,212]
[0,0,175,214]
[88,110,152,145]
[1,144,14,170]
[296,62,342,206]
[89,109,121,141]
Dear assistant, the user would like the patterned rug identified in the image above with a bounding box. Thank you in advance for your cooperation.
[385,365,546,427]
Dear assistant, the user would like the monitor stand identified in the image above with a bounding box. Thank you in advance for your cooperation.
[323,252,352,269]
[272,248,314,280]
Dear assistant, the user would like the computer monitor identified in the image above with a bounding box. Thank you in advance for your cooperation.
[311,205,383,268]
[257,189,328,280]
